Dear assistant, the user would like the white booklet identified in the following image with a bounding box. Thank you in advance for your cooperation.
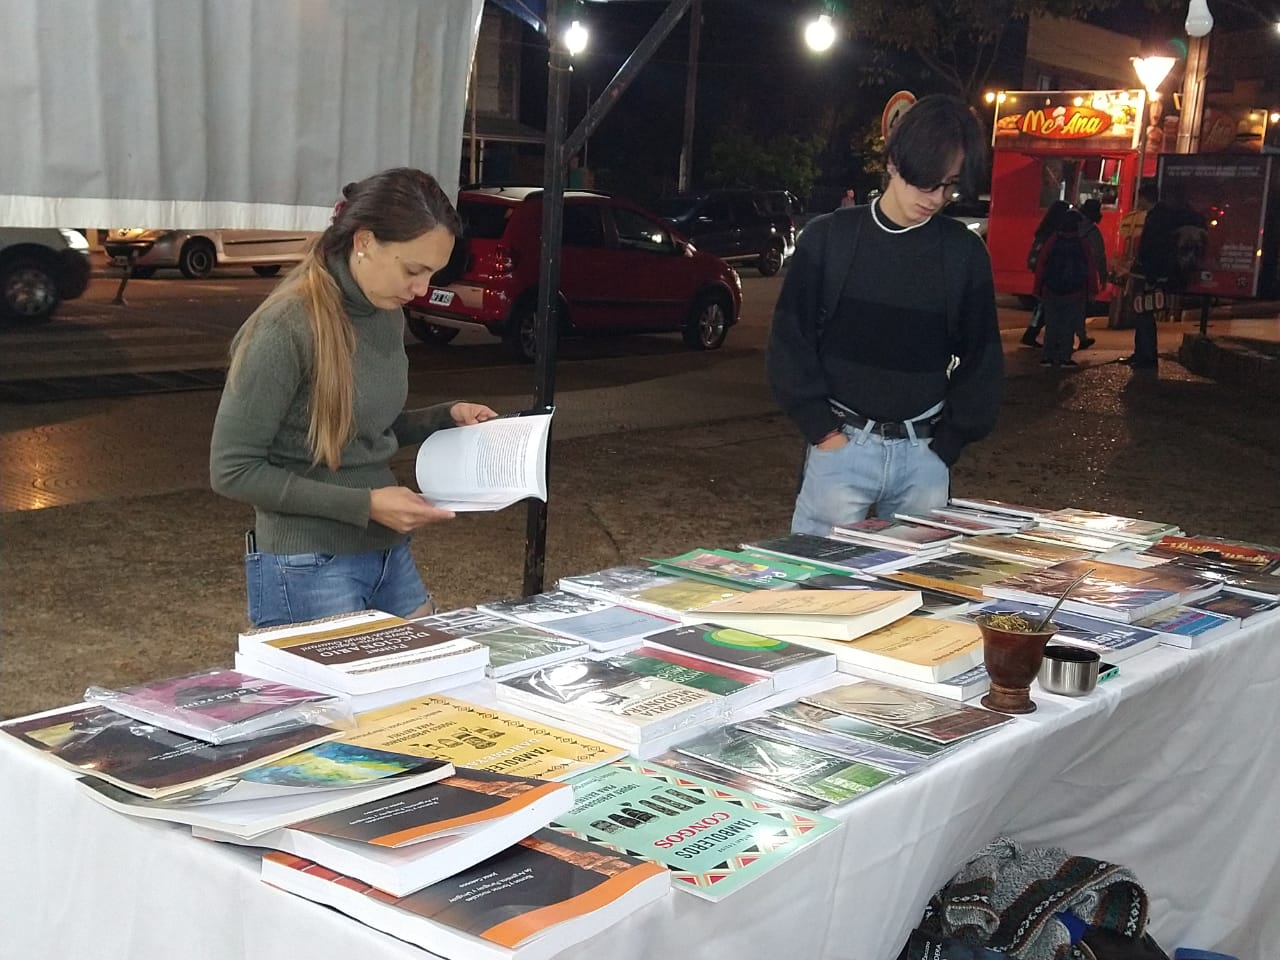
[415,411,552,512]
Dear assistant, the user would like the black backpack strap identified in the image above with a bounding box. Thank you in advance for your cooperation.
[815,207,865,347]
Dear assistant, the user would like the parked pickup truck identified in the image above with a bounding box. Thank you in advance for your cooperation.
[660,189,795,276]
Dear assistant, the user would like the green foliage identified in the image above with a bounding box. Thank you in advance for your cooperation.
[703,124,823,198]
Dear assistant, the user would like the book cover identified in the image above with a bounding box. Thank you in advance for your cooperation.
[480,591,675,650]
[950,534,1093,568]
[335,695,626,781]
[884,556,1037,602]
[1142,534,1280,574]
[647,750,829,812]
[742,533,914,574]
[498,659,722,741]
[644,549,820,589]
[559,565,749,618]
[641,623,836,689]
[1014,527,1127,552]
[1039,508,1180,543]
[830,518,960,552]
[84,667,349,745]
[982,558,1221,623]
[767,701,952,758]
[262,828,669,959]
[611,648,774,707]
[461,625,588,679]
[555,757,838,901]
[733,716,930,775]
[239,612,488,694]
[832,661,991,704]
[685,589,922,642]
[782,615,984,683]
[1,702,339,799]
[1188,590,1280,623]
[410,607,514,637]
[801,681,1011,744]
[961,601,1161,663]
[892,509,1022,536]
[1132,605,1239,648]
[947,497,1048,519]
[674,727,897,805]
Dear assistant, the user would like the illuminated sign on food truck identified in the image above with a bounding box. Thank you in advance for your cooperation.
[993,90,1145,152]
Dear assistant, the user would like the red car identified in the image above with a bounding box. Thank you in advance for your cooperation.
[403,187,742,361]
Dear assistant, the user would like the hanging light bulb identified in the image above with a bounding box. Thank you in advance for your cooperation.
[1185,0,1214,38]
[804,14,837,53]
[563,19,589,56]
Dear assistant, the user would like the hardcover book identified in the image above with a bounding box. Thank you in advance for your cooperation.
[684,589,922,642]
[479,591,675,651]
[641,622,836,691]
[741,533,915,575]
[800,681,1011,744]
[237,611,489,695]
[674,726,897,805]
[1,702,340,799]
[781,615,984,683]
[982,558,1222,623]
[555,757,839,901]
[196,768,574,897]
[261,828,670,960]
[83,667,351,745]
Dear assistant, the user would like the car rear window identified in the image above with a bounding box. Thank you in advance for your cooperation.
[458,200,514,240]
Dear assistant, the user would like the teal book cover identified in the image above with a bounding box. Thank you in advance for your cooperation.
[555,757,838,901]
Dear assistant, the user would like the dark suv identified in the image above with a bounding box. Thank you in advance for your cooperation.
[660,189,795,276]
[403,187,742,361]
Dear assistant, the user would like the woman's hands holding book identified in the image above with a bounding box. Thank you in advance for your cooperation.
[370,486,455,532]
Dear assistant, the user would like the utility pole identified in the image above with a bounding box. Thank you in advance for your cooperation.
[677,0,702,194]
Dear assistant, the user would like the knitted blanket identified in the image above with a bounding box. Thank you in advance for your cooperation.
[916,837,1149,960]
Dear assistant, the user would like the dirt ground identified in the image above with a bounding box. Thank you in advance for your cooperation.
[2,350,1278,719]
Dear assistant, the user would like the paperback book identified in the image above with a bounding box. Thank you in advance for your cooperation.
[1036,508,1182,545]
[1014,527,1129,553]
[555,757,839,901]
[684,588,922,642]
[949,534,1095,568]
[237,611,489,696]
[674,726,898,806]
[496,659,723,750]
[892,509,1023,536]
[1131,605,1239,649]
[830,661,992,705]
[610,647,775,712]
[479,591,675,651]
[883,555,1039,602]
[262,828,670,960]
[1187,589,1280,626]
[981,558,1222,623]
[83,667,353,745]
[644,549,820,589]
[641,623,836,691]
[801,681,1011,744]
[947,497,1048,520]
[829,518,961,553]
[78,738,454,840]
[0,702,340,799]
[782,615,984,683]
[647,750,828,812]
[557,565,748,619]
[767,701,953,759]
[414,411,552,512]
[732,715,930,775]
[741,533,915,575]
[196,768,574,897]
[458,624,589,680]
[1141,534,1280,576]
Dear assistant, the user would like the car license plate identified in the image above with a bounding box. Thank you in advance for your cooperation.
[428,289,454,307]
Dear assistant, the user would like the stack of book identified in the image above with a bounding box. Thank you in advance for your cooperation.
[479,591,674,652]
[783,614,984,687]
[740,533,916,576]
[892,506,1028,536]
[683,588,923,642]
[641,622,837,692]
[1032,508,1183,547]
[557,565,749,619]
[948,534,1098,568]
[828,518,961,555]
[800,680,1011,745]
[236,611,490,712]
[644,548,825,589]
[880,553,1040,602]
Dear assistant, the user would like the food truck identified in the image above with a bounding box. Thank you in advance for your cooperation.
[987,89,1146,302]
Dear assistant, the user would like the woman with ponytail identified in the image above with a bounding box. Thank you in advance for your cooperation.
[210,167,497,628]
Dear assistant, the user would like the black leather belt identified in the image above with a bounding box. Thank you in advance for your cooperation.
[832,407,940,440]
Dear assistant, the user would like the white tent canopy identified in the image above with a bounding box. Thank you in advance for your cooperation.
[0,0,484,229]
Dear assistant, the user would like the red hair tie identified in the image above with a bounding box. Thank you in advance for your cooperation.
[331,199,347,224]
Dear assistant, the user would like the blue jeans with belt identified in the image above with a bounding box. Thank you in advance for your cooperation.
[791,423,951,535]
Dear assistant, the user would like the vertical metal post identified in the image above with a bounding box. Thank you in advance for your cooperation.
[677,0,702,195]
[468,58,479,184]
[522,0,571,597]
[1176,35,1209,155]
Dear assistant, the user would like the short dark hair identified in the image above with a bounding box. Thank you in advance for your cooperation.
[1079,197,1102,223]
[1138,184,1159,205]
[886,95,987,197]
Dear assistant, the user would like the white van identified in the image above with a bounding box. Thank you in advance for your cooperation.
[104,228,317,279]
[0,227,92,323]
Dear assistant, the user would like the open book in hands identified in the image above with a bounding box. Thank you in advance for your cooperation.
[415,411,552,512]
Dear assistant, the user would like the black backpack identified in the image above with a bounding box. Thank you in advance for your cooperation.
[1041,232,1089,295]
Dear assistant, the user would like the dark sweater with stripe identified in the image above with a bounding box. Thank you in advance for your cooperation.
[767,204,1003,466]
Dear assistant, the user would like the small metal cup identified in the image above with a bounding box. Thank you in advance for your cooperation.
[1038,644,1101,696]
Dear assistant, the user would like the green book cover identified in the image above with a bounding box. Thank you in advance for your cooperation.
[645,549,820,590]
[555,757,838,901]
[610,652,750,697]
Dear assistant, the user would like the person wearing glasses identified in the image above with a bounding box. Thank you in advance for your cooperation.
[768,95,1002,534]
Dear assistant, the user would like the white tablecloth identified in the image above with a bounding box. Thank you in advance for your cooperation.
[4,618,1278,960]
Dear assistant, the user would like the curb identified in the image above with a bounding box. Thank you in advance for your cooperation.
[1179,332,1280,396]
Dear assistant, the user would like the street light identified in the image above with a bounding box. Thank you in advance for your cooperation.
[1132,56,1176,201]
[563,19,589,56]
[804,14,836,53]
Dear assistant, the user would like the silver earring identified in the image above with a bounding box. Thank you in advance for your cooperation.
[356,250,365,261]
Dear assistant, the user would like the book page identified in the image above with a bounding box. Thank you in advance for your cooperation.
[414,413,552,512]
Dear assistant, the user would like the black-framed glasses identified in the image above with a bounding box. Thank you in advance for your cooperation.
[912,179,962,199]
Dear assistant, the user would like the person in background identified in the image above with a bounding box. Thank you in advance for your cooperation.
[1120,183,1207,372]
[210,167,498,628]
[768,95,1002,533]
[1115,184,1157,282]
[1032,208,1099,368]
[1075,197,1105,350]
[840,188,857,208]
[1019,200,1071,348]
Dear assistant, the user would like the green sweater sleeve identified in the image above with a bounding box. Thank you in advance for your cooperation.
[392,402,460,447]
[209,316,371,529]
